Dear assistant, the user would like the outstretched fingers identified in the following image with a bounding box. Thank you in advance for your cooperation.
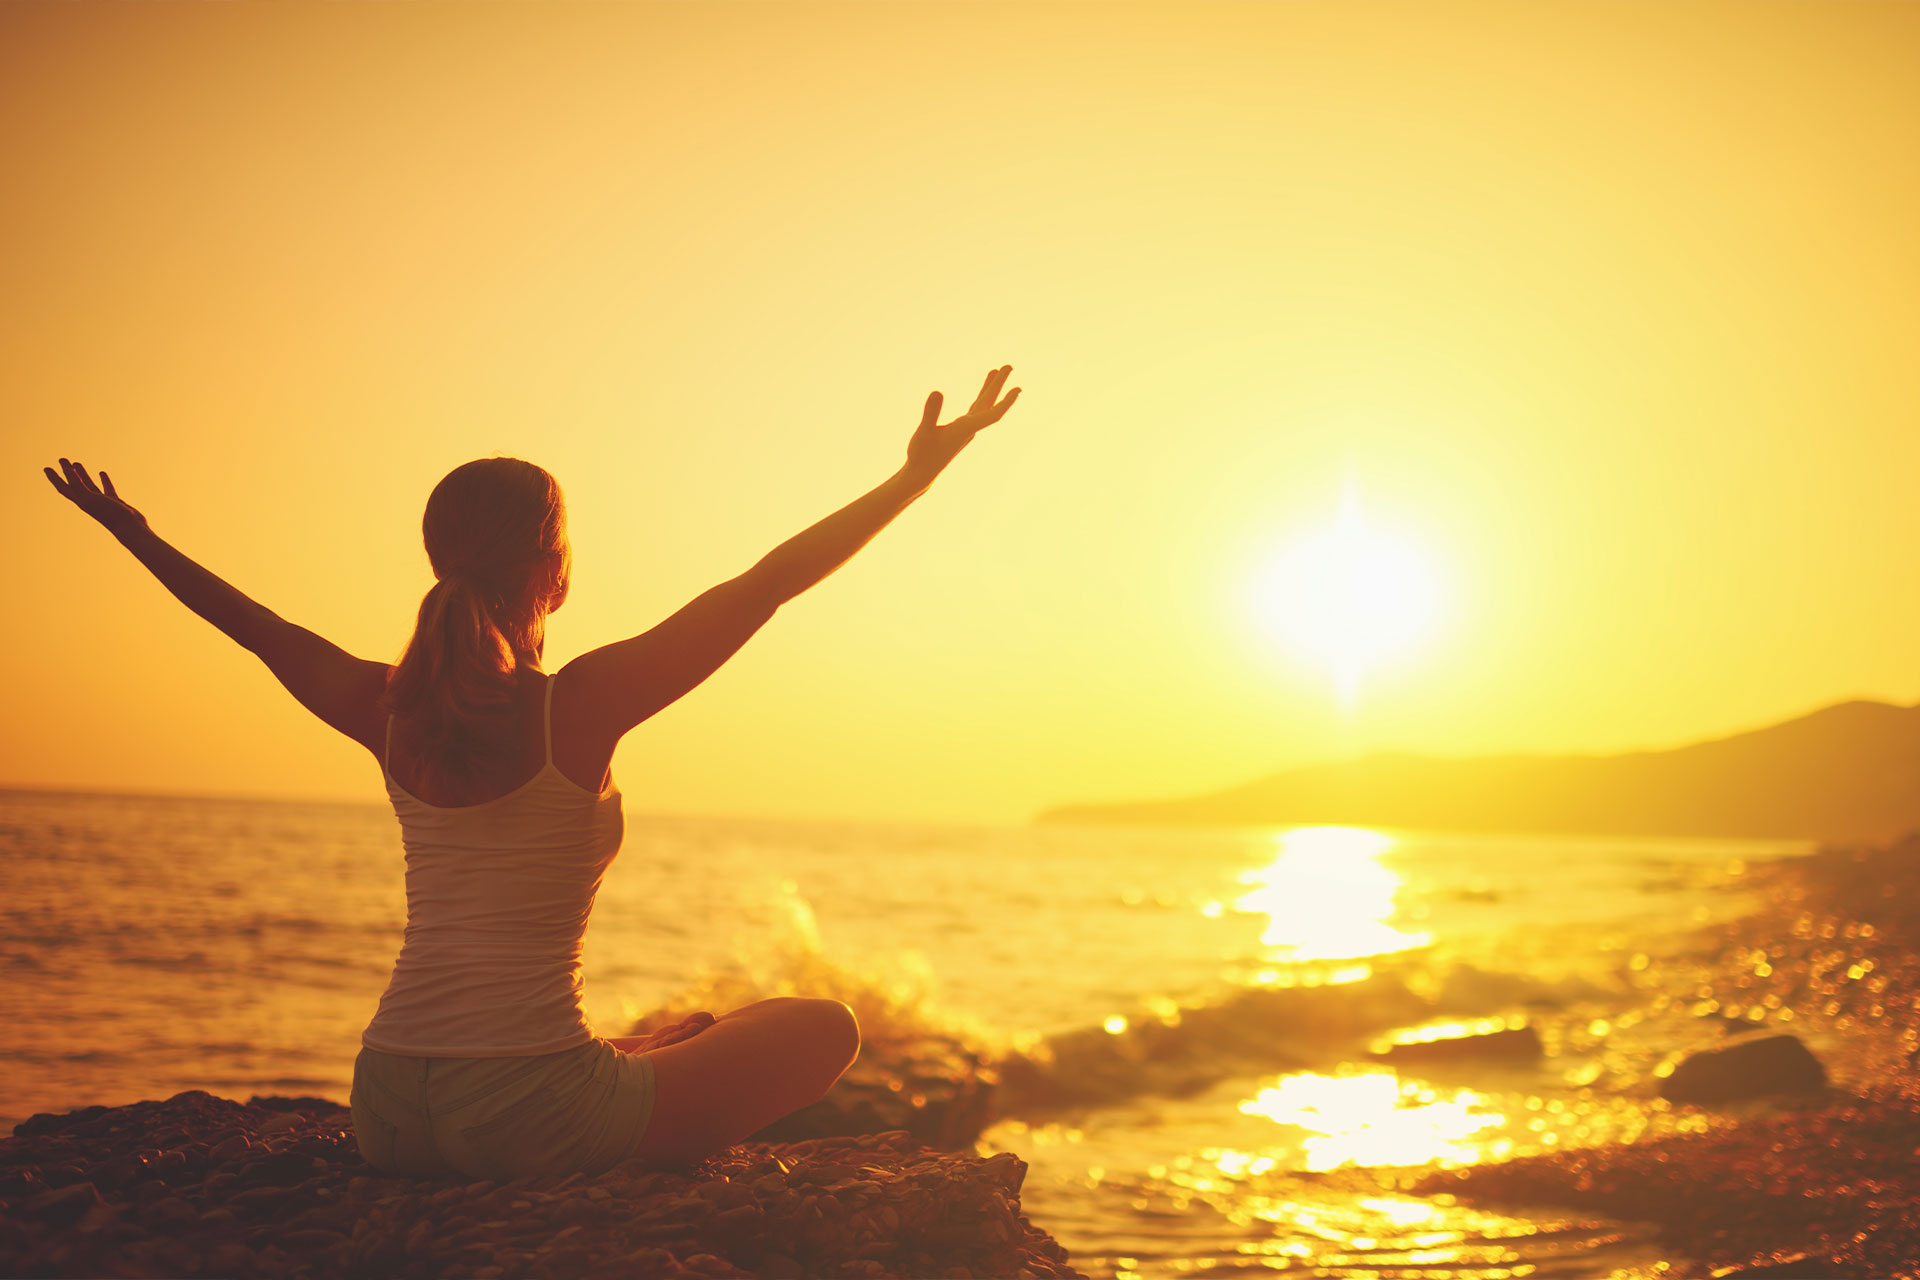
[46,458,145,537]
[61,458,101,496]
[45,458,95,501]
[969,365,1012,415]
[966,366,1019,428]
[908,364,1022,479]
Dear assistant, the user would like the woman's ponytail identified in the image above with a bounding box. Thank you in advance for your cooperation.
[384,458,568,795]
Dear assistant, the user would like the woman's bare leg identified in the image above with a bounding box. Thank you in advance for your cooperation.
[625,997,859,1164]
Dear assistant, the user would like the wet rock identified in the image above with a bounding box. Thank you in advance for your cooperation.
[781,1039,997,1148]
[0,1091,1084,1279]
[1417,1087,1920,1278]
[1371,1023,1544,1067]
[1000,976,1438,1114]
[1660,1030,1828,1104]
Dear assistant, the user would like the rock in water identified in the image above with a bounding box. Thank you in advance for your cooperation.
[1659,1030,1828,1104]
[1371,1024,1544,1068]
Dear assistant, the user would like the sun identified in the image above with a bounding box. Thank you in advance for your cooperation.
[1254,487,1442,703]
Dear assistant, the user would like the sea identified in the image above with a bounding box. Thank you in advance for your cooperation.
[0,787,1816,1277]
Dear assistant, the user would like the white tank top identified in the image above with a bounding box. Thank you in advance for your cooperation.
[361,674,625,1057]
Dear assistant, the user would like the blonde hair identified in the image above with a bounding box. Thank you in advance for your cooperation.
[385,458,570,792]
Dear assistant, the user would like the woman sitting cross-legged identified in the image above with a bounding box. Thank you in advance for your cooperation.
[42,366,1021,1178]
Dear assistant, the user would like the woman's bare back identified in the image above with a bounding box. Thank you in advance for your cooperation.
[382,667,616,808]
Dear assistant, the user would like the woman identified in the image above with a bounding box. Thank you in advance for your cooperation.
[42,364,1023,1178]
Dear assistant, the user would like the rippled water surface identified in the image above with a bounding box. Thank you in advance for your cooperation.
[0,788,1813,1276]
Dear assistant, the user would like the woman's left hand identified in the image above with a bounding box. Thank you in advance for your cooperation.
[634,1011,717,1052]
[45,459,149,540]
[902,365,1021,486]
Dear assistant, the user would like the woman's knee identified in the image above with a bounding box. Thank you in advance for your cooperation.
[811,998,859,1069]
[730,996,857,1054]
[773,997,859,1087]
[712,995,858,1084]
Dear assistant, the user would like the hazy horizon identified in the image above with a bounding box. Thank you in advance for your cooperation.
[4,690,1910,830]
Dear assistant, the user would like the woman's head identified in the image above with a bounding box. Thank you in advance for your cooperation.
[421,457,571,625]
[385,458,569,788]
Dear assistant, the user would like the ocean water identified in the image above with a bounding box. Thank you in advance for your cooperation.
[0,788,1811,1276]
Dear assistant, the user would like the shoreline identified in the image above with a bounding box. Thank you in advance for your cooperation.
[1414,835,1920,1275]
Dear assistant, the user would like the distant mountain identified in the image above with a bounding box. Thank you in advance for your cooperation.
[1036,700,1920,841]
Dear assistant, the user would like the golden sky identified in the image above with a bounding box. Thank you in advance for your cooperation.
[3,1,1916,823]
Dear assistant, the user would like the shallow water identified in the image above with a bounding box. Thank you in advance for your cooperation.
[0,788,1810,1276]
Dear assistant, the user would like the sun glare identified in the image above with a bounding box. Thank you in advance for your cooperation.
[1238,1069,1511,1171]
[1232,826,1431,962]
[1254,487,1442,704]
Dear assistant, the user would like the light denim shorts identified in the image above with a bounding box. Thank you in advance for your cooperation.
[349,1036,656,1180]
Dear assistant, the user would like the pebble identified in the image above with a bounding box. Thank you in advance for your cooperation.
[0,1089,1088,1278]
[208,1134,251,1162]
[144,1195,198,1227]
[23,1182,102,1225]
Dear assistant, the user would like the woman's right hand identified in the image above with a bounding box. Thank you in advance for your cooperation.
[902,365,1021,486]
[44,458,150,541]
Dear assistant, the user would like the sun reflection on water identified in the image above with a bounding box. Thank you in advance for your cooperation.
[987,1076,1680,1277]
[1233,826,1432,961]
[1238,1069,1512,1171]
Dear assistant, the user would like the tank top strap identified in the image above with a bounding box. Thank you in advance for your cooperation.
[543,674,556,768]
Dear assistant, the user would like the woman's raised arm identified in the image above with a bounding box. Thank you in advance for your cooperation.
[44,459,389,753]
[565,365,1022,740]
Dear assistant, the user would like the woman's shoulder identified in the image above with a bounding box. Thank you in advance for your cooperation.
[545,661,623,792]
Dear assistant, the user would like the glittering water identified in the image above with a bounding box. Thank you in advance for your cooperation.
[0,788,1811,1276]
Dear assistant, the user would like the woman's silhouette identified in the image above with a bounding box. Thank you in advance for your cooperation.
[43,365,1022,1177]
